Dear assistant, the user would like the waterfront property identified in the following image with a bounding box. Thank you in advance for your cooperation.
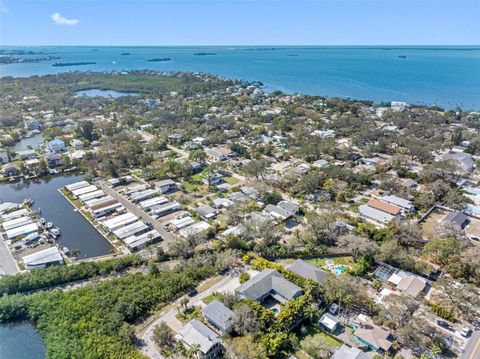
[22,246,64,270]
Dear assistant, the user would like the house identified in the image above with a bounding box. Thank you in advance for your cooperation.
[176,319,223,359]
[442,211,469,229]
[443,152,475,174]
[353,319,393,354]
[70,139,84,149]
[395,275,428,297]
[263,204,292,221]
[235,268,303,304]
[359,205,394,225]
[332,344,373,359]
[229,192,250,203]
[47,138,66,153]
[367,199,401,216]
[391,101,407,111]
[312,159,329,169]
[45,153,61,167]
[381,195,414,212]
[212,198,234,209]
[277,200,299,216]
[286,259,328,284]
[154,179,177,194]
[22,246,64,270]
[195,204,218,220]
[2,163,19,176]
[0,151,9,164]
[201,300,234,334]
[319,313,340,332]
[206,147,235,161]
[203,173,224,186]
[17,149,37,160]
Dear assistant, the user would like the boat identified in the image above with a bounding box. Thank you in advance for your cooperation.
[24,232,40,243]
[398,55,407,59]
[39,217,46,225]
[22,198,34,206]
[63,247,70,255]
[46,222,54,228]
[51,228,61,236]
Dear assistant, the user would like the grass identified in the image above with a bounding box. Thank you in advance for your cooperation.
[202,292,221,304]
[296,324,342,358]
[224,176,240,185]
[196,274,224,292]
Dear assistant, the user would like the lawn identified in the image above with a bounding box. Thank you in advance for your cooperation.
[202,292,221,304]
[224,176,240,185]
[296,325,342,358]
[306,256,355,270]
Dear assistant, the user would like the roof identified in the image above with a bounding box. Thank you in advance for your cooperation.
[286,259,328,284]
[201,300,234,330]
[264,204,291,219]
[195,204,217,219]
[332,344,372,359]
[396,276,427,297]
[354,325,392,351]
[277,200,299,215]
[367,199,401,215]
[359,205,394,224]
[382,195,414,210]
[23,246,63,266]
[155,179,176,187]
[235,268,303,302]
[319,313,339,331]
[443,152,474,173]
[178,319,220,354]
[442,211,469,227]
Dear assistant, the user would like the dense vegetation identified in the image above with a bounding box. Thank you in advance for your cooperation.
[0,264,216,359]
[0,255,145,295]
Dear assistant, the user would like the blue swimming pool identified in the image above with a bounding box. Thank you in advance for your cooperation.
[332,266,346,275]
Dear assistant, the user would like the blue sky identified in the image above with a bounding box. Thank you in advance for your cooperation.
[1,0,479,45]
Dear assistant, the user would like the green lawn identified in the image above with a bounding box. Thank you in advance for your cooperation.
[224,176,240,185]
[306,256,355,270]
[202,292,221,304]
[296,325,342,358]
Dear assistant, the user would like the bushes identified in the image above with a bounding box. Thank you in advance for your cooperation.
[0,255,146,295]
[0,264,216,358]
[426,301,455,321]
[239,272,250,283]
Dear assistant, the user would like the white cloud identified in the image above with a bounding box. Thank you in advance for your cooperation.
[50,12,79,26]
[0,1,8,13]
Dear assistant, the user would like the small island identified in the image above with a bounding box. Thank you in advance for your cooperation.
[0,56,60,65]
[52,62,97,67]
[147,57,171,62]
[193,52,216,56]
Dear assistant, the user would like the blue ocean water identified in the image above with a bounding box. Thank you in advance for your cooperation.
[1,46,479,110]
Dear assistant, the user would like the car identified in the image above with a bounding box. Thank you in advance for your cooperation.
[470,236,480,242]
[437,320,454,332]
[187,288,198,297]
[328,303,339,315]
[460,327,471,338]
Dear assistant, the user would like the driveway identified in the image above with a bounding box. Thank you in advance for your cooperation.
[139,271,243,359]
[0,234,19,275]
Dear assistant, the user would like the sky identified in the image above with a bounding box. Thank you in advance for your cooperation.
[1,0,479,46]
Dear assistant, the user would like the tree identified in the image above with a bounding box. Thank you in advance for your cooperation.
[301,334,333,359]
[243,159,268,180]
[232,304,260,336]
[225,335,267,359]
[337,234,373,262]
[239,272,250,284]
[78,120,95,141]
[189,148,207,164]
[422,238,462,266]
[152,321,175,350]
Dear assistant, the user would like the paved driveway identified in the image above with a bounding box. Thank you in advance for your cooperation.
[0,234,19,275]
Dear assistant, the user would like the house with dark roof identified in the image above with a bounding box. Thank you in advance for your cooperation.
[286,259,329,284]
[442,211,469,229]
[195,204,218,220]
[154,179,177,194]
[277,200,300,216]
[201,300,234,333]
[352,317,393,354]
[263,204,292,221]
[234,269,303,304]
[332,344,374,359]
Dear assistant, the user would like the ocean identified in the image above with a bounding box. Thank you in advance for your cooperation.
[1,46,479,110]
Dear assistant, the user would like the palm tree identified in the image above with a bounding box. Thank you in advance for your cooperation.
[186,343,200,358]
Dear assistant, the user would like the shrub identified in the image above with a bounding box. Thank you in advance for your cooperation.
[239,272,250,284]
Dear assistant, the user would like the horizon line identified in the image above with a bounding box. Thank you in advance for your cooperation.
[1,44,479,47]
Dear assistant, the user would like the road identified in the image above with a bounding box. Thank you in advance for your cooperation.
[0,234,19,275]
[461,331,480,359]
[96,181,176,246]
[139,271,243,359]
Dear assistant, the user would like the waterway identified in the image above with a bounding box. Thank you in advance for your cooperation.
[12,134,44,152]
[75,89,139,98]
[0,322,45,359]
[0,174,113,259]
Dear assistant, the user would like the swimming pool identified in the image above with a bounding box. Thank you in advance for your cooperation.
[332,266,346,275]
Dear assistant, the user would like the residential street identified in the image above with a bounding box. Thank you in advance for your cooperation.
[96,180,176,246]
[0,234,19,275]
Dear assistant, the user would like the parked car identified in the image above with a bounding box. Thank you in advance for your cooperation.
[187,288,198,297]
[460,327,471,338]
[437,320,454,332]
[328,303,339,315]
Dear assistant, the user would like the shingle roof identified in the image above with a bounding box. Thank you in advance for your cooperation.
[286,259,328,284]
[235,269,303,302]
[367,199,401,215]
[201,300,234,330]
[178,319,220,354]
[354,325,392,351]
[442,211,469,228]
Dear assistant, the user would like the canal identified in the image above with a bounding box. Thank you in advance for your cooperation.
[0,322,45,359]
[12,134,44,152]
[0,174,113,259]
